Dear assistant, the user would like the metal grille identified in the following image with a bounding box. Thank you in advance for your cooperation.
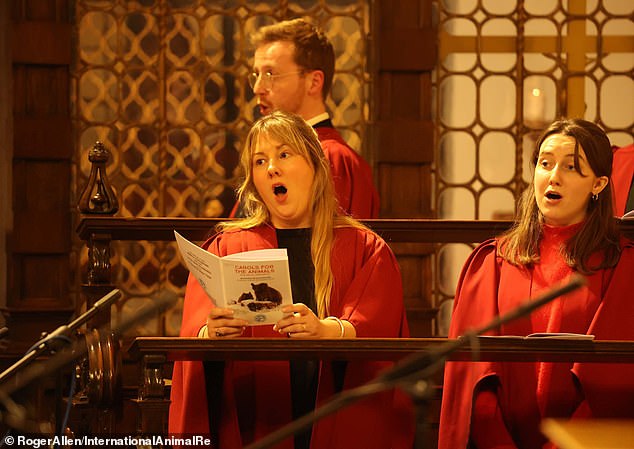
[72,0,369,335]
[433,0,634,330]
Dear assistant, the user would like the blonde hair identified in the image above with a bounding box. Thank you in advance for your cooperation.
[220,111,366,317]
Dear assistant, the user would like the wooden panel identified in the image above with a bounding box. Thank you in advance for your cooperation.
[0,309,74,353]
[379,72,433,119]
[388,242,435,255]
[12,254,70,307]
[12,160,70,252]
[396,246,434,337]
[12,0,70,21]
[406,308,437,337]
[11,22,71,64]
[419,72,433,118]
[12,65,70,116]
[372,0,436,304]
[378,164,433,217]
[378,0,433,29]
[398,254,433,308]
[373,0,436,341]
[377,0,435,71]
[387,73,422,117]
[376,119,434,163]
[1,1,10,320]
[7,1,73,342]
[379,28,437,72]
[14,117,72,158]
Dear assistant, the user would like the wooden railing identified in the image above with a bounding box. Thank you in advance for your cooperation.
[129,336,634,364]
[128,336,634,435]
[76,215,634,246]
[76,216,518,243]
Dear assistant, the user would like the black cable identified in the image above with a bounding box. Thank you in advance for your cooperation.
[55,370,76,449]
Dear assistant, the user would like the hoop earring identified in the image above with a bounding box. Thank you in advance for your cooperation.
[592,193,599,202]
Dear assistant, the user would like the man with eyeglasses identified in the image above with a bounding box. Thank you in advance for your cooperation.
[230,18,379,219]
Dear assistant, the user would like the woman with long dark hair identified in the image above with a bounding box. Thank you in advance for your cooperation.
[439,118,634,449]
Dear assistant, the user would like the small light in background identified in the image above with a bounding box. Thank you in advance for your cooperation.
[525,86,546,127]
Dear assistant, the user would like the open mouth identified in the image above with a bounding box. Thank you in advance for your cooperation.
[273,185,287,196]
[545,191,562,200]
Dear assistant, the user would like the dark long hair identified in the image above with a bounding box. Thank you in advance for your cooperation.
[500,118,621,274]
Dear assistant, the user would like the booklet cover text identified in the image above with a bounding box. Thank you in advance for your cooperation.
[174,231,293,325]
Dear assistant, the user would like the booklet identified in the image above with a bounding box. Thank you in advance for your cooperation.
[174,231,293,325]
[622,209,634,219]
[479,333,594,341]
[525,332,595,340]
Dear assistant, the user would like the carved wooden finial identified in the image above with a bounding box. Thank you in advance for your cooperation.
[78,141,119,214]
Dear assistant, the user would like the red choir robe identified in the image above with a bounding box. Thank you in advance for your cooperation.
[438,224,634,449]
[315,126,379,219]
[612,143,634,216]
[169,224,413,449]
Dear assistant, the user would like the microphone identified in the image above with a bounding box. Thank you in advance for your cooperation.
[62,288,123,337]
[243,275,587,449]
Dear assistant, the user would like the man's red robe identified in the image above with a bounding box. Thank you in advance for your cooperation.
[612,143,634,216]
[316,126,379,219]
[438,225,634,449]
[169,224,413,449]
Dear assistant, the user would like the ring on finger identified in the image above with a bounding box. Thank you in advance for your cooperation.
[215,329,224,337]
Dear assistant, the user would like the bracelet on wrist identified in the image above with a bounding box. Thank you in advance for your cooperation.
[198,324,209,338]
[325,316,345,338]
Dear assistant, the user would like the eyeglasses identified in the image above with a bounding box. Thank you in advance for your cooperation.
[247,70,304,91]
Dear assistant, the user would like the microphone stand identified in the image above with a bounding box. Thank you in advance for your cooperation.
[244,275,587,449]
[0,290,175,432]
[0,289,121,387]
